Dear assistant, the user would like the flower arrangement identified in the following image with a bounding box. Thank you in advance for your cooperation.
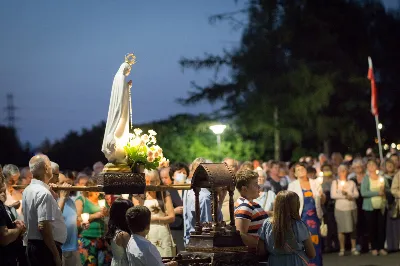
[124,128,169,171]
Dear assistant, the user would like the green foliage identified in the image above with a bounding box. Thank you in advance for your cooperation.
[179,0,400,158]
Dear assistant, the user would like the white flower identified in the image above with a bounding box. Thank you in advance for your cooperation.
[134,128,143,136]
[154,145,162,153]
[130,137,141,146]
[150,136,157,144]
[154,151,159,158]
[147,150,154,157]
[148,129,157,136]
[159,157,170,168]
[147,156,155,162]
[141,134,149,143]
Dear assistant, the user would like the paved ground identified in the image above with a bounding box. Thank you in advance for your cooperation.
[323,252,400,266]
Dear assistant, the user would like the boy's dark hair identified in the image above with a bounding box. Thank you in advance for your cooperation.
[235,169,258,191]
[126,206,151,233]
[306,166,316,174]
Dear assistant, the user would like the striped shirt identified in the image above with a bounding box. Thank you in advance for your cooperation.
[234,197,268,236]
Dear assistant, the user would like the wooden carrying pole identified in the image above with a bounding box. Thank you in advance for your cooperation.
[12,184,191,192]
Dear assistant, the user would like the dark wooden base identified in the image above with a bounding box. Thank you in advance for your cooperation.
[186,233,245,249]
[179,251,261,266]
[96,172,145,194]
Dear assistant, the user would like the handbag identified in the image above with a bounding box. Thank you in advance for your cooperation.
[390,200,400,219]
[320,219,328,237]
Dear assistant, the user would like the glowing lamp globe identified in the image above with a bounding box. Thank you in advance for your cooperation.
[209,124,227,135]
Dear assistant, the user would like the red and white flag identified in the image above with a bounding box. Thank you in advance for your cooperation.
[368,57,378,116]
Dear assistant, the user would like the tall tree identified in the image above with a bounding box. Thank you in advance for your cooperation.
[179,0,400,159]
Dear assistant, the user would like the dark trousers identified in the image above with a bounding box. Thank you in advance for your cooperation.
[26,240,62,266]
[323,210,339,252]
[356,208,369,252]
[365,209,386,250]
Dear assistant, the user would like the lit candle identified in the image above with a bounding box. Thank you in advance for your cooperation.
[81,213,89,223]
[379,177,385,184]
[98,199,106,208]
[317,176,323,185]
[121,194,129,199]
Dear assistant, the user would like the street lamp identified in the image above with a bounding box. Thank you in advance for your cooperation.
[209,124,227,155]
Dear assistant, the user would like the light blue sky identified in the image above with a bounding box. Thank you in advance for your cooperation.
[0,0,398,146]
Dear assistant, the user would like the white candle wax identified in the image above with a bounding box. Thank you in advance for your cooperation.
[121,194,129,199]
[98,199,106,208]
[81,213,89,223]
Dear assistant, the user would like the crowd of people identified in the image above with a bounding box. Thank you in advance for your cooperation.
[0,149,399,266]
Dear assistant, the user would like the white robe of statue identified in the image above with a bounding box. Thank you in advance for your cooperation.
[102,62,132,163]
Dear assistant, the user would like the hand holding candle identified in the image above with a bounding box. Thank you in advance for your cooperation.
[81,213,89,223]
[122,194,129,199]
[317,172,323,185]
[98,199,106,208]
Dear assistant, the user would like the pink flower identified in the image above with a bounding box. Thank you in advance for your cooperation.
[147,156,155,162]
[147,150,154,157]
[306,220,317,228]
[306,209,315,216]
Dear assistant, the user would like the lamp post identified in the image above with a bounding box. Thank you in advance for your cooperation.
[209,124,226,159]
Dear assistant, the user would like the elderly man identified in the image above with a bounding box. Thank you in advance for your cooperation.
[57,173,83,266]
[183,158,224,245]
[92,161,104,177]
[49,162,60,185]
[23,154,67,266]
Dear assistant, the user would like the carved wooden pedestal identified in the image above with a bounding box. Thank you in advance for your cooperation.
[96,172,145,194]
[179,251,261,266]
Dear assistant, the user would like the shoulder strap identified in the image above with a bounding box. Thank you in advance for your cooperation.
[285,243,309,265]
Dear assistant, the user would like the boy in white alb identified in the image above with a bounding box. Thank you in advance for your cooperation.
[125,206,177,266]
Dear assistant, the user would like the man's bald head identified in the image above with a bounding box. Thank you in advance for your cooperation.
[29,154,52,182]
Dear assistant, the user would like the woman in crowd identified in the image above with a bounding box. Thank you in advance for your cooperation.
[389,168,400,252]
[106,198,134,266]
[76,179,112,266]
[320,163,339,253]
[331,164,359,256]
[255,168,275,216]
[361,159,390,256]
[288,162,325,266]
[348,159,368,252]
[133,169,176,257]
[257,190,315,265]
[384,159,399,252]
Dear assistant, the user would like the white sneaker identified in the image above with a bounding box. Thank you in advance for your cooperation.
[338,250,345,256]
[351,249,360,256]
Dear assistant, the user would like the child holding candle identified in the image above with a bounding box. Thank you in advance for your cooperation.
[331,164,359,256]
[361,159,391,256]
[105,198,134,266]
[75,179,111,265]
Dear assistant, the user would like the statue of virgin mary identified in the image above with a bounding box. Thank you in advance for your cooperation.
[102,54,135,163]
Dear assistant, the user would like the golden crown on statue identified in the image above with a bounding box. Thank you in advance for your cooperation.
[125,53,136,65]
